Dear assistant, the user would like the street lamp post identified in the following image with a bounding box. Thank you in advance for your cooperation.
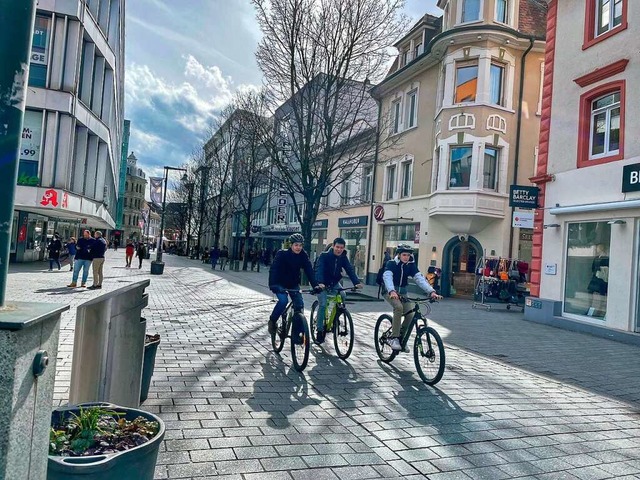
[151,166,188,275]
[185,181,194,258]
[194,165,211,257]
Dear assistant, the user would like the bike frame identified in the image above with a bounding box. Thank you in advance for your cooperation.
[323,291,345,331]
[398,300,431,349]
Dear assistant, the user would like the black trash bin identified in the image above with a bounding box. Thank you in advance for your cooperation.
[140,333,160,403]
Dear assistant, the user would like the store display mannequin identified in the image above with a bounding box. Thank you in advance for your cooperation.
[587,243,609,316]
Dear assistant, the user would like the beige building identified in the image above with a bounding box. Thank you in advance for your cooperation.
[122,152,147,242]
[526,0,640,334]
[368,0,547,297]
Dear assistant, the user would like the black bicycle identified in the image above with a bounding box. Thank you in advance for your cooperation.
[271,289,313,372]
[309,287,357,360]
[374,297,445,385]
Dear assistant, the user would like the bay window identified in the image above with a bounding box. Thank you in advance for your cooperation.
[449,146,472,189]
[462,0,481,23]
[489,63,505,106]
[483,147,498,190]
[496,0,509,23]
[455,62,478,104]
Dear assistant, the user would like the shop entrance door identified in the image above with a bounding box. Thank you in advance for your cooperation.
[441,235,483,297]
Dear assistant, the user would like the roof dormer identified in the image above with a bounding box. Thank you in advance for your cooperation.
[437,0,521,31]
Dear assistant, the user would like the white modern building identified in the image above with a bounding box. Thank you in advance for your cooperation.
[10,0,125,262]
[526,0,640,335]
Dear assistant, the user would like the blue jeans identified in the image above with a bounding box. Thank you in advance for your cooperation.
[316,286,346,331]
[270,288,304,321]
[49,258,60,270]
[72,259,92,285]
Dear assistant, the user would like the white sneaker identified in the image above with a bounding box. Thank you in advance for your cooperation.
[388,337,402,351]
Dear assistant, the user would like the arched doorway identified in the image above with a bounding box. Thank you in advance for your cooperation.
[441,235,483,297]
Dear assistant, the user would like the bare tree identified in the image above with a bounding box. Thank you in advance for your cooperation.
[165,174,195,252]
[251,0,407,250]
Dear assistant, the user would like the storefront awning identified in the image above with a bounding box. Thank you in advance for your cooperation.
[14,186,115,230]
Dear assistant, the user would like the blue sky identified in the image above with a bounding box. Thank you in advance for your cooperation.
[125,0,441,178]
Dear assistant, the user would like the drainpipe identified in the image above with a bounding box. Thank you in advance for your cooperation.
[508,37,535,259]
[365,97,383,285]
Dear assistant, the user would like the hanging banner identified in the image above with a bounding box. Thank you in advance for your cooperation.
[150,177,163,205]
[276,184,288,223]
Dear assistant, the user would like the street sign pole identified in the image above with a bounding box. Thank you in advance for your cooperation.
[0,0,37,306]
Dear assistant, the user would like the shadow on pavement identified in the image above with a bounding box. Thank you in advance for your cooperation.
[34,287,87,296]
[246,352,320,428]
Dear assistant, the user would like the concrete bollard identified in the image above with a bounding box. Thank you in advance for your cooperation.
[0,302,68,480]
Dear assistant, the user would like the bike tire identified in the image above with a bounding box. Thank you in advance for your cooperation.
[333,310,354,360]
[414,326,445,385]
[374,314,398,363]
[290,312,310,371]
[271,313,287,353]
[310,300,319,343]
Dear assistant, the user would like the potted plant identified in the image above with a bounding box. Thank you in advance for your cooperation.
[48,403,165,480]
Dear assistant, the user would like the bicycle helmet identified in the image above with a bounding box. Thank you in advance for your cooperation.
[289,233,305,244]
[396,244,414,255]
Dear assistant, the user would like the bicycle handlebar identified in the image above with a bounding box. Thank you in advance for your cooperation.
[401,295,439,304]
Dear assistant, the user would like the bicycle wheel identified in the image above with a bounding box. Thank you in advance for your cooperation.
[309,300,319,343]
[414,326,445,385]
[333,310,354,360]
[290,312,310,371]
[271,313,287,353]
[374,314,398,363]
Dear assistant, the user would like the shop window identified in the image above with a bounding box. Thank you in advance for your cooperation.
[339,228,367,277]
[483,147,499,190]
[496,0,509,23]
[385,164,397,200]
[577,81,625,168]
[462,0,481,23]
[449,146,472,189]
[405,89,418,129]
[489,63,505,106]
[400,160,413,198]
[455,62,478,103]
[564,222,611,320]
[583,0,627,49]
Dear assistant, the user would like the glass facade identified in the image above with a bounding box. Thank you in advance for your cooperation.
[564,221,611,319]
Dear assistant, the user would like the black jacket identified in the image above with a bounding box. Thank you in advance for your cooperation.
[314,250,359,288]
[269,248,318,290]
[91,238,107,259]
[75,237,94,260]
[47,238,62,258]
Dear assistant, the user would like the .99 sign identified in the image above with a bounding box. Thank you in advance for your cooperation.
[22,149,36,157]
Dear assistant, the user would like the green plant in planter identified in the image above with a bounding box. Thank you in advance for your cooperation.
[49,405,159,457]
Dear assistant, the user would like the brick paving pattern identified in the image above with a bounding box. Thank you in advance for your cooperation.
[6,251,640,479]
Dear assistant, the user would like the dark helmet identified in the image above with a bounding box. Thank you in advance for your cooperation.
[396,244,414,255]
[289,233,304,244]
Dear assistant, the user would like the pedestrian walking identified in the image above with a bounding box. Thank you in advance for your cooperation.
[68,230,94,288]
[136,242,146,269]
[219,246,229,271]
[125,240,134,267]
[47,233,62,271]
[210,245,220,270]
[66,236,77,271]
[88,231,107,290]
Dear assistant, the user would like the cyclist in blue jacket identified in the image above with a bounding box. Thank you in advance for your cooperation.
[268,233,321,335]
[313,237,363,344]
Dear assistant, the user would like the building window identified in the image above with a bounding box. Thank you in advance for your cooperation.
[341,170,353,206]
[362,166,373,203]
[400,160,413,198]
[29,16,51,88]
[489,63,505,106]
[405,89,418,129]
[391,100,401,134]
[596,0,623,36]
[483,147,499,190]
[462,0,481,23]
[564,222,610,320]
[577,81,624,168]
[385,164,397,200]
[449,146,472,189]
[583,0,627,49]
[455,62,478,103]
[401,50,409,67]
[413,43,422,59]
[496,0,509,23]
[590,91,620,158]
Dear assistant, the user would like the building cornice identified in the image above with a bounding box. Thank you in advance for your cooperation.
[573,59,630,88]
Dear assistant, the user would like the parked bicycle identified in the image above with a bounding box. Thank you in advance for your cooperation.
[374,296,445,385]
[271,288,315,372]
[309,286,357,360]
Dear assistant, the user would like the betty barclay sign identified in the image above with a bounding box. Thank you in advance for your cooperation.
[509,185,539,209]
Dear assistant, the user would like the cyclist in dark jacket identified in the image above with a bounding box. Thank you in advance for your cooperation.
[313,237,363,343]
[382,244,440,351]
[267,233,321,335]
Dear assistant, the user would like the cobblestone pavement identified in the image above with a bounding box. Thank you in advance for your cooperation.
[6,252,640,479]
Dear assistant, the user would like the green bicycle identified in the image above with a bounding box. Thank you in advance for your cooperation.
[309,287,356,360]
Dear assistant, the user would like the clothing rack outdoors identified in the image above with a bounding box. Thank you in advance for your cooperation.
[472,250,529,312]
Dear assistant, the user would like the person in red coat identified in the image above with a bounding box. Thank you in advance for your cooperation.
[125,240,135,268]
